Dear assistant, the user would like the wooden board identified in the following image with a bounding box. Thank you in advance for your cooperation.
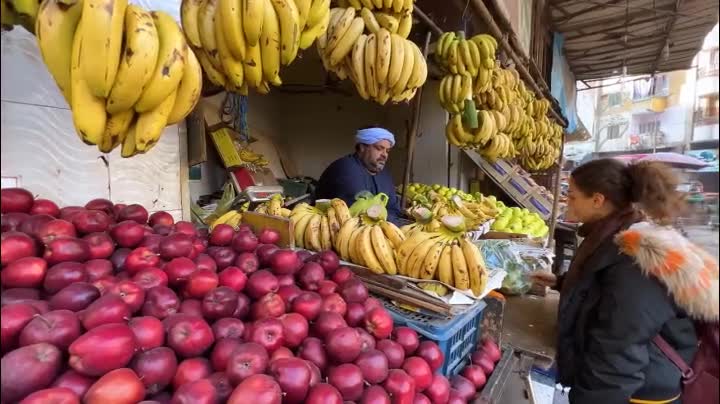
[240,212,293,248]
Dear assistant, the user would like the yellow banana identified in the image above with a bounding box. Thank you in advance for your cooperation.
[270,0,300,66]
[34,0,83,105]
[121,122,138,158]
[219,0,246,60]
[461,238,486,296]
[243,41,263,88]
[259,0,281,85]
[347,225,364,266]
[359,7,379,34]
[167,48,203,125]
[326,207,340,244]
[390,37,414,95]
[295,0,311,31]
[134,89,177,152]
[370,225,397,274]
[320,215,332,250]
[458,39,476,76]
[198,0,220,63]
[100,109,134,153]
[106,6,159,114]
[446,40,458,74]
[371,0,382,8]
[397,231,438,275]
[350,33,369,100]
[135,12,187,113]
[79,0,127,97]
[325,7,354,57]
[451,243,469,290]
[330,198,352,225]
[406,238,436,279]
[305,0,329,28]
[181,0,203,47]
[396,11,411,38]
[419,241,443,280]
[335,216,359,260]
[329,16,363,67]
[299,3,329,50]
[70,19,106,145]
[364,33,378,99]
[293,211,313,248]
[304,213,322,251]
[437,244,453,285]
[374,28,391,86]
[195,46,227,86]
[378,219,405,249]
[358,0,373,9]
[242,0,264,46]
[357,226,383,274]
[375,12,398,33]
[406,41,426,89]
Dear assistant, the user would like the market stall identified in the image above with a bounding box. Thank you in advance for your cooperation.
[0,0,570,401]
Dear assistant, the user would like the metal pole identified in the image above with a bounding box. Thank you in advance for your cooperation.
[547,131,566,249]
[400,31,433,210]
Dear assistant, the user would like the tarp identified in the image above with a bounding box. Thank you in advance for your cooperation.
[687,149,719,173]
[551,33,578,133]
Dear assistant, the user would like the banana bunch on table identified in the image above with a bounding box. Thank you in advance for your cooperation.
[316,6,427,104]
[35,2,201,157]
[396,216,488,297]
[181,0,331,94]
[209,210,243,230]
[254,194,292,217]
[333,212,406,275]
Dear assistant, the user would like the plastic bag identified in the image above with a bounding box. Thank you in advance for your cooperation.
[476,239,534,295]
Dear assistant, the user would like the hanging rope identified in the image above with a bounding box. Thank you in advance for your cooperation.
[221,92,250,143]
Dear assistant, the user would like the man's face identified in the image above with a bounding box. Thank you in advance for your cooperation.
[358,140,392,173]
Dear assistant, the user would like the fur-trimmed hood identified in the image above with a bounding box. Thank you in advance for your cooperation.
[615,222,719,322]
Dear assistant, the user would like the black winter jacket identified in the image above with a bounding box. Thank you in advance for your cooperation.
[556,223,704,404]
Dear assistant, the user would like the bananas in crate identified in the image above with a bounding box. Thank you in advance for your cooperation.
[35,2,202,156]
[209,210,243,230]
[181,0,331,95]
[1,0,38,33]
[254,194,291,217]
[397,215,488,296]
[316,7,427,105]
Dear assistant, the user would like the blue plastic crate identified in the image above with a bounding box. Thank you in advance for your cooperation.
[384,300,487,377]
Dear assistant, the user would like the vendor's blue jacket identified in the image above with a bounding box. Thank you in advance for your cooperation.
[315,154,403,224]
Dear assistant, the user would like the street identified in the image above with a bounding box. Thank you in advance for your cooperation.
[686,225,719,261]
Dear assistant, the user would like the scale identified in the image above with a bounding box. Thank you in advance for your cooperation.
[243,185,284,203]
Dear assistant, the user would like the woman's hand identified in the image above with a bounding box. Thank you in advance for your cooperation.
[528,271,558,288]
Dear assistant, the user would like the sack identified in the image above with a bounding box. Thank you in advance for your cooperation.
[653,321,719,404]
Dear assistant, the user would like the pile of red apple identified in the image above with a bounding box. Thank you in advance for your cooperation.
[453,339,503,400]
[0,188,479,404]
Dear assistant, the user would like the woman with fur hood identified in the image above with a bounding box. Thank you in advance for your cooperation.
[531,158,718,404]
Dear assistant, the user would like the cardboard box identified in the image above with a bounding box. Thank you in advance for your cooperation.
[526,193,553,220]
[480,159,516,183]
[502,176,533,204]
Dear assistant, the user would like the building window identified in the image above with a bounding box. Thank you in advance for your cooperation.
[696,94,720,124]
[607,124,622,139]
[638,121,660,134]
[608,93,622,107]
[632,76,669,101]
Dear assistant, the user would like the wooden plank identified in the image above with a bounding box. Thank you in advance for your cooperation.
[241,211,294,248]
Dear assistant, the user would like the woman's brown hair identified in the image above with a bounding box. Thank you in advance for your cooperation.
[571,158,684,223]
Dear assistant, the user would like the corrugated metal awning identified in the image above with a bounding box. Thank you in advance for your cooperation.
[550,0,718,80]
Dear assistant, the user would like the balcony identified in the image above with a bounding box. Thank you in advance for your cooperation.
[699,62,719,79]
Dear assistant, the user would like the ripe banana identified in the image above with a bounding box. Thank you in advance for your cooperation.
[218,0,246,60]
[167,48,203,125]
[390,37,414,96]
[461,237,487,296]
[320,215,332,250]
[70,19,106,146]
[242,0,264,46]
[195,46,227,86]
[364,33,377,98]
[347,225,364,266]
[378,219,405,249]
[437,244,453,285]
[406,238,436,279]
[181,0,203,47]
[243,41,263,88]
[396,11,411,38]
[370,225,396,274]
[106,5,160,114]
[134,89,177,152]
[79,0,127,97]
[325,7,354,58]
[198,0,220,63]
[121,122,138,158]
[330,198,352,225]
[135,12,187,113]
[270,0,300,66]
[100,109,134,153]
[304,213,322,251]
[374,28,391,86]
[406,41,427,89]
[326,207,340,244]
[335,216,359,260]
[385,33,405,90]
[329,16,363,66]
[451,243,470,290]
[375,12,398,33]
[357,226,383,274]
[293,211,313,248]
[349,33,369,100]
[259,0,281,85]
[396,231,438,275]
[299,2,329,49]
[305,0,329,28]
[419,241,443,280]
[34,0,83,105]
[359,7,378,34]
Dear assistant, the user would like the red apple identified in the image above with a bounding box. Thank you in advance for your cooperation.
[361,385,391,404]
[208,246,236,270]
[19,309,81,351]
[44,261,87,294]
[68,323,137,376]
[159,233,193,259]
[218,267,247,292]
[325,327,362,364]
[124,247,161,275]
[0,342,62,402]
[331,267,355,286]
[227,374,281,404]
[384,369,417,404]
[117,204,149,224]
[377,340,406,369]
[72,210,112,234]
[129,316,165,351]
[48,282,100,312]
[44,237,91,265]
[149,211,174,227]
[212,318,245,340]
[1,188,34,214]
[19,387,80,404]
[416,341,444,372]
[179,299,204,317]
[233,293,251,319]
[355,349,390,384]
[461,365,487,389]
[84,368,146,404]
[173,221,197,237]
[313,311,347,337]
[394,327,420,356]
[251,292,286,320]
[210,338,242,372]
[1,212,30,232]
[277,285,302,307]
[246,270,279,299]
[402,357,433,392]
[110,221,146,248]
[279,313,309,348]
[85,199,114,216]
[450,375,475,401]
[226,342,270,385]
[209,224,235,246]
[425,374,451,404]
[131,347,178,394]
[109,280,146,313]
[345,303,366,327]
[83,233,116,260]
[208,372,233,402]
[85,259,114,281]
[234,252,259,274]
[320,293,347,317]
[51,370,96,399]
[298,262,324,290]
[78,294,131,329]
[297,337,328,372]
[202,286,239,319]
[1,256,47,288]
[1,231,37,266]
[328,363,364,401]
[173,358,212,390]
[184,270,219,298]
[306,383,343,404]
[268,357,312,403]
[142,286,179,319]
[164,257,197,286]
[365,307,393,339]
[257,228,281,245]
[166,316,214,357]
[1,303,39,352]
[291,291,323,321]
[37,219,76,243]
[231,231,259,254]
[133,267,169,290]
[171,378,217,404]
[317,280,338,297]
[249,318,284,353]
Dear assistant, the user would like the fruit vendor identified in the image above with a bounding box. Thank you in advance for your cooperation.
[316,127,403,224]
